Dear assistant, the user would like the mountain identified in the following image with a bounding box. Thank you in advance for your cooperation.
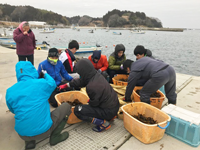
[0,4,162,27]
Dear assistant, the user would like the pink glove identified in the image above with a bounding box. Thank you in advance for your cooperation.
[87,99,90,103]
[58,84,68,91]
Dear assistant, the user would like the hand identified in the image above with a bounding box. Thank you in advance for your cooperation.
[120,64,123,70]
[23,31,28,35]
[39,70,46,78]
[41,70,47,74]
[97,69,102,73]
[58,84,68,91]
[87,99,90,103]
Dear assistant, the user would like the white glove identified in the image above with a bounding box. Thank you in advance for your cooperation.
[97,69,102,73]
[41,70,47,74]
[120,64,123,70]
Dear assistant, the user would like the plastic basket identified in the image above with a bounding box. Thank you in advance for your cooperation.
[112,74,129,86]
[131,86,165,109]
[55,91,89,124]
[121,102,171,144]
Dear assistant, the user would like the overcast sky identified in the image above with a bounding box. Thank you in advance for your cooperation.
[1,0,200,28]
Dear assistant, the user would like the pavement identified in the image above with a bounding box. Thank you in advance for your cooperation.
[0,46,200,150]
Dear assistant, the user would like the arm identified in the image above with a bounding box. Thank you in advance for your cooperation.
[100,56,109,72]
[60,63,73,81]
[108,56,120,70]
[43,73,57,91]
[69,78,86,88]
[38,63,42,75]
[33,33,36,48]
[5,94,14,114]
[125,71,142,101]
[13,29,26,43]
[86,88,101,107]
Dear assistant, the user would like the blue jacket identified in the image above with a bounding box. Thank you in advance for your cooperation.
[6,61,56,136]
[38,59,73,86]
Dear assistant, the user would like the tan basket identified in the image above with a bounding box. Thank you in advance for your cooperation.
[131,86,165,109]
[112,74,129,86]
[55,91,89,124]
[121,102,171,144]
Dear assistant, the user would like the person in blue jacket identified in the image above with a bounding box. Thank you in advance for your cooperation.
[6,61,72,149]
[38,48,73,107]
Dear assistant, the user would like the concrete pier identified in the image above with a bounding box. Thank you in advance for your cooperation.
[0,46,199,150]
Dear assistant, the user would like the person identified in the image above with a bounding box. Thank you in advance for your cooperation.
[107,44,127,83]
[59,40,79,79]
[6,61,72,149]
[88,50,109,80]
[123,57,177,104]
[134,45,154,60]
[58,59,119,132]
[38,48,73,107]
[13,21,36,65]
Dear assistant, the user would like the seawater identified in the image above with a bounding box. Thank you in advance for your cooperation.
[5,28,200,76]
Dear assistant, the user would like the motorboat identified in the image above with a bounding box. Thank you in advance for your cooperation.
[39,28,55,33]
[113,32,122,35]
[130,29,145,34]
[88,29,94,33]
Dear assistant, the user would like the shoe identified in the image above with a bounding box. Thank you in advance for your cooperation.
[92,121,111,132]
[25,140,36,149]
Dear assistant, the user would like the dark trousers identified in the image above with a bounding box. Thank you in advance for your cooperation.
[140,66,177,104]
[74,104,119,122]
[107,68,128,83]
[18,54,34,65]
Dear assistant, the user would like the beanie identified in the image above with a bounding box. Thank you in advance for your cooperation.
[48,48,59,57]
[134,45,147,55]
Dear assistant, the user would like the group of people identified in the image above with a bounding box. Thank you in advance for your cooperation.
[6,21,177,149]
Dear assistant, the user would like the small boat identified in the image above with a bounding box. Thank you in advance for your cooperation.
[130,29,145,34]
[113,32,122,35]
[88,29,94,33]
[40,28,55,33]
[55,45,102,54]
[0,28,13,39]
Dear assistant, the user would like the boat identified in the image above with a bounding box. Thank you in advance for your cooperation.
[113,32,122,35]
[0,28,13,39]
[39,28,55,33]
[105,24,109,32]
[55,45,102,54]
[130,29,145,34]
[88,29,94,33]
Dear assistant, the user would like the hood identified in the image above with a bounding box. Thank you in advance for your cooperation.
[18,21,27,32]
[16,61,39,82]
[92,50,101,63]
[114,44,125,59]
[75,58,96,84]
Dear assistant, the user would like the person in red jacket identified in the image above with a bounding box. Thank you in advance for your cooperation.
[88,50,109,81]
[13,21,36,65]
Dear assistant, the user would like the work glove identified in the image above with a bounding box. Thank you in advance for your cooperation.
[120,64,123,70]
[87,99,90,103]
[39,70,47,78]
[97,69,102,73]
[58,84,68,91]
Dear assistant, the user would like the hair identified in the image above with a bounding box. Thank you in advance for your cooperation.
[68,40,79,50]
[22,22,29,28]
[134,45,147,56]
[123,59,134,71]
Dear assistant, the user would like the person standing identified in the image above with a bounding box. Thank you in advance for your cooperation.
[13,21,35,65]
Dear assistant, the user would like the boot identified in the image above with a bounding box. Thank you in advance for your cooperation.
[25,140,36,150]
[49,117,69,146]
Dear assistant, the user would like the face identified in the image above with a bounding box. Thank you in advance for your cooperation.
[22,26,30,32]
[71,48,78,54]
[136,54,144,60]
[93,58,99,63]
[118,51,124,58]
[49,57,58,60]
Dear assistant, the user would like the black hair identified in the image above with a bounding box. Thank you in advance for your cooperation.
[68,40,79,50]
[134,45,147,56]
[48,48,59,57]
[123,59,134,71]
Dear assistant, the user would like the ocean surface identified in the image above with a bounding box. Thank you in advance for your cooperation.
[2,28,200,76]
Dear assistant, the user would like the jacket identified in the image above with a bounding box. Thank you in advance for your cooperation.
[88,54,108,72]
[70,59,119,109]
[38,59,73,86]
[6,61,56,136]
[13,28,36,55]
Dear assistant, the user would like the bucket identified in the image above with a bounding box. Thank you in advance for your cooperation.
[55,91,89,124]
[121,102,171,144]
[131,86,165,109]
[112,74,129,86]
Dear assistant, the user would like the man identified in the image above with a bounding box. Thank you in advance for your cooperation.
[134,45,154,60]
[59,40,79,79]
[38,48,73,107]
[59,59,119,132]
[88,50,109,80]
[6,61,72,149]
[123,57,177,104]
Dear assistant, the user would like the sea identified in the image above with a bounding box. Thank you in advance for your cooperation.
[2,28,200,76]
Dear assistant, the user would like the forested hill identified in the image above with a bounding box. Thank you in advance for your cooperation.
[0,4,162,27]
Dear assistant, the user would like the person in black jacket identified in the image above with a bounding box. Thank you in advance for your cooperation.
[59,59,119,132]
[123,57,177,104]
[134,45,154,60]
[59,40,79,78]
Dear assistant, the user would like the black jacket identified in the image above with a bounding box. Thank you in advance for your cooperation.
[70,59,119,109]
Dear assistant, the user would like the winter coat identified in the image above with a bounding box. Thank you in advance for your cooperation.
[70,59,119,109]
[6,61,56,136]
[38,60,73,86]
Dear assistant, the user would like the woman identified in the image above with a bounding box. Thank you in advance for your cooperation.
[13,21,35,65]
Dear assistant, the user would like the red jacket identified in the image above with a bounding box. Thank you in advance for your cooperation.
[88,55,108,72]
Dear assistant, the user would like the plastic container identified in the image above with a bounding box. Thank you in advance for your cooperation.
[55,91,89,124]
[112,74,129,86]
[121,102,171,144]
[162,104,200,147]
[131,86,165,109]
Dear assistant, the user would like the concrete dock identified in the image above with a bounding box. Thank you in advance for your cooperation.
[0,46,199,150]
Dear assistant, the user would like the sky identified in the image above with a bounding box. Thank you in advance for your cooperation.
[1,0,200,28]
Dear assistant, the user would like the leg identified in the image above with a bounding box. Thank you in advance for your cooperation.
[27,54,34,65]
[101,71,109,82]
[107,69,116,83]
[49,88,59,107]
[18,55,26,61]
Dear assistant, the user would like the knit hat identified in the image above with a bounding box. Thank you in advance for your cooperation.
[48,48,59,57]
[134,45,147,55]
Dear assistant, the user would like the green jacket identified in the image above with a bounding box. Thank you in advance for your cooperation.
[108,52,126,70]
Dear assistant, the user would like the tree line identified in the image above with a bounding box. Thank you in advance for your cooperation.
[0,4,162,27]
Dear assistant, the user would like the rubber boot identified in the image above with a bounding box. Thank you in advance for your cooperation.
[49,116,69,146]
[25,140,36,150]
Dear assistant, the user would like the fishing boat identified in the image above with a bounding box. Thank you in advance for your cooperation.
[130,29,145,34]
[88,29,94,33]
[40,28,55,33]
[113,32,122,35]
